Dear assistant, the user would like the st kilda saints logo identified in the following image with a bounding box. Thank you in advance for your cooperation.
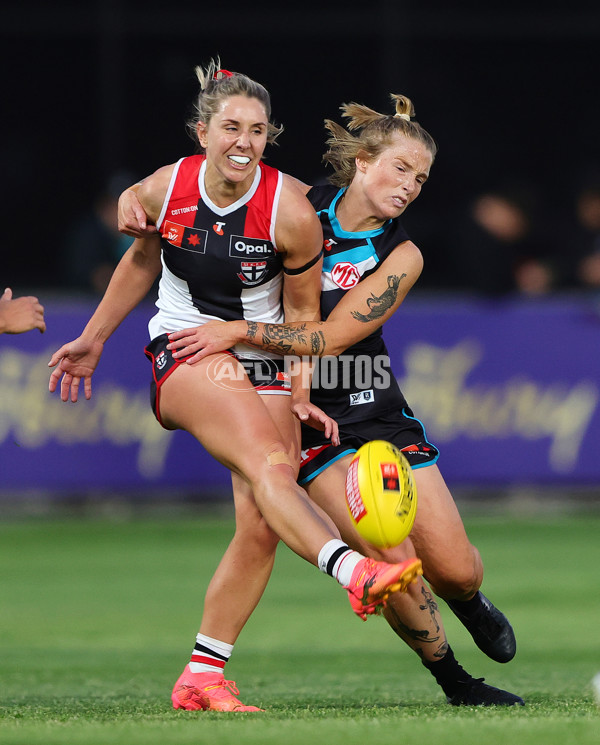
[230,234,274,285]
[155,350,167,370]
[237,261,268,285]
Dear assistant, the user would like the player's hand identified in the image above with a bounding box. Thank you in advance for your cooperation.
[0,288,46,334]
[48,337,104,402]
[117,188,157,238]
[167,321,242,364]
[291,400,340,446]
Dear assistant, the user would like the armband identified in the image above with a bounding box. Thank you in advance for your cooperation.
[283,249,324,276]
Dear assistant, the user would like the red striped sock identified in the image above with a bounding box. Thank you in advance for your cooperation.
[189,633,233,674]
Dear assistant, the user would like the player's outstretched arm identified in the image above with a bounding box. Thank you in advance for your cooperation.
[167,240,423,362]
[48,235,162,401]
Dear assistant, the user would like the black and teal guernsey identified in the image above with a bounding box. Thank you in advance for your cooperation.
[305,184,412,423]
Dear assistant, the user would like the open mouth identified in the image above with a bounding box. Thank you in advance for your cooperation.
[229,156,251,165]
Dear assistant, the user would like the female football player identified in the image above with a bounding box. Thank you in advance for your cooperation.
[48,61,424,711]
[119,91,523,708]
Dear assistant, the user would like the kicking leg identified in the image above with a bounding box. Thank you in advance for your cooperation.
[411,465,516,663]
[306,458,522,705]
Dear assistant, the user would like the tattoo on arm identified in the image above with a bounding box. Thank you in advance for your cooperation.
[246,321,258,341]
[244,322,327,355]
[310,330,326,355]
[350,273,406,322]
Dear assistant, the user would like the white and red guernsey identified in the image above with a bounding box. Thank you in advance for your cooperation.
[148,154,284,357]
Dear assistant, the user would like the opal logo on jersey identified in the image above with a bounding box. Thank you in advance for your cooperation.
[229,235,275,259]
[331,261,361,289]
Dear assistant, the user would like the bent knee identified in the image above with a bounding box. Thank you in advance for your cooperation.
[426,553,483,599]
[248,444,298,485]
[233,514,280,554]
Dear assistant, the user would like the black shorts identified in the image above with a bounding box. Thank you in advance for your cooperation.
[298,406,439,485]
[144,333,290,429]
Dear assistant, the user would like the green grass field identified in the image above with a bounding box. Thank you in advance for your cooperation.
[0,507,599,745]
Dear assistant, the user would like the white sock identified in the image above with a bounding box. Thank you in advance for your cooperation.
[318,539,363,586]
[189,633,233,674]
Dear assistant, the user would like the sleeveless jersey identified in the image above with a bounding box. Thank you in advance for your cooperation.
[306,184,412,423]
[148,155,284,357]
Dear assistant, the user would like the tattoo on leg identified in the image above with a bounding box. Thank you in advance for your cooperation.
[419,586,441,634]
[351,274,406,322]
[433,641,449,659]
[385,604,440,646]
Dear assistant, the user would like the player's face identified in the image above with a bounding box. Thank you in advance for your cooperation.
[356,134,432,221]
[198,95,269,191]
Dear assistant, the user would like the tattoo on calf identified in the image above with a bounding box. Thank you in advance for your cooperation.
[385,605,441,646]
[419,586,441,633]
[351,273,406,322]
[434,640,449,659]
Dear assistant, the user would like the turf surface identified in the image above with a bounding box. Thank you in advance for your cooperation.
[0,508,599,744]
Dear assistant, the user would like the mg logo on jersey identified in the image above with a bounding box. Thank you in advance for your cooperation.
[213,221,226,235]
[229,235,275,259]
[238,261,268,285]
[331,261,361,289]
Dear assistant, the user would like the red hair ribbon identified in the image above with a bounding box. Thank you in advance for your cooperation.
[214,69,234,80]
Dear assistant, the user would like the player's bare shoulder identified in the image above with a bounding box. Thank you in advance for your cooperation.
[137,163,177,223]
[383,239,424,284]
[282,172,311,197]
[275,174,323,259]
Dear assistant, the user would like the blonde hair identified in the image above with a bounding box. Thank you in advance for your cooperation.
[322,94,437,187]
[185,58,283,151]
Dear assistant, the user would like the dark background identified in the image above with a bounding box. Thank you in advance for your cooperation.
[3,1,599,291]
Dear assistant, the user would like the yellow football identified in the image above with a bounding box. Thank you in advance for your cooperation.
[345,440,417,548]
